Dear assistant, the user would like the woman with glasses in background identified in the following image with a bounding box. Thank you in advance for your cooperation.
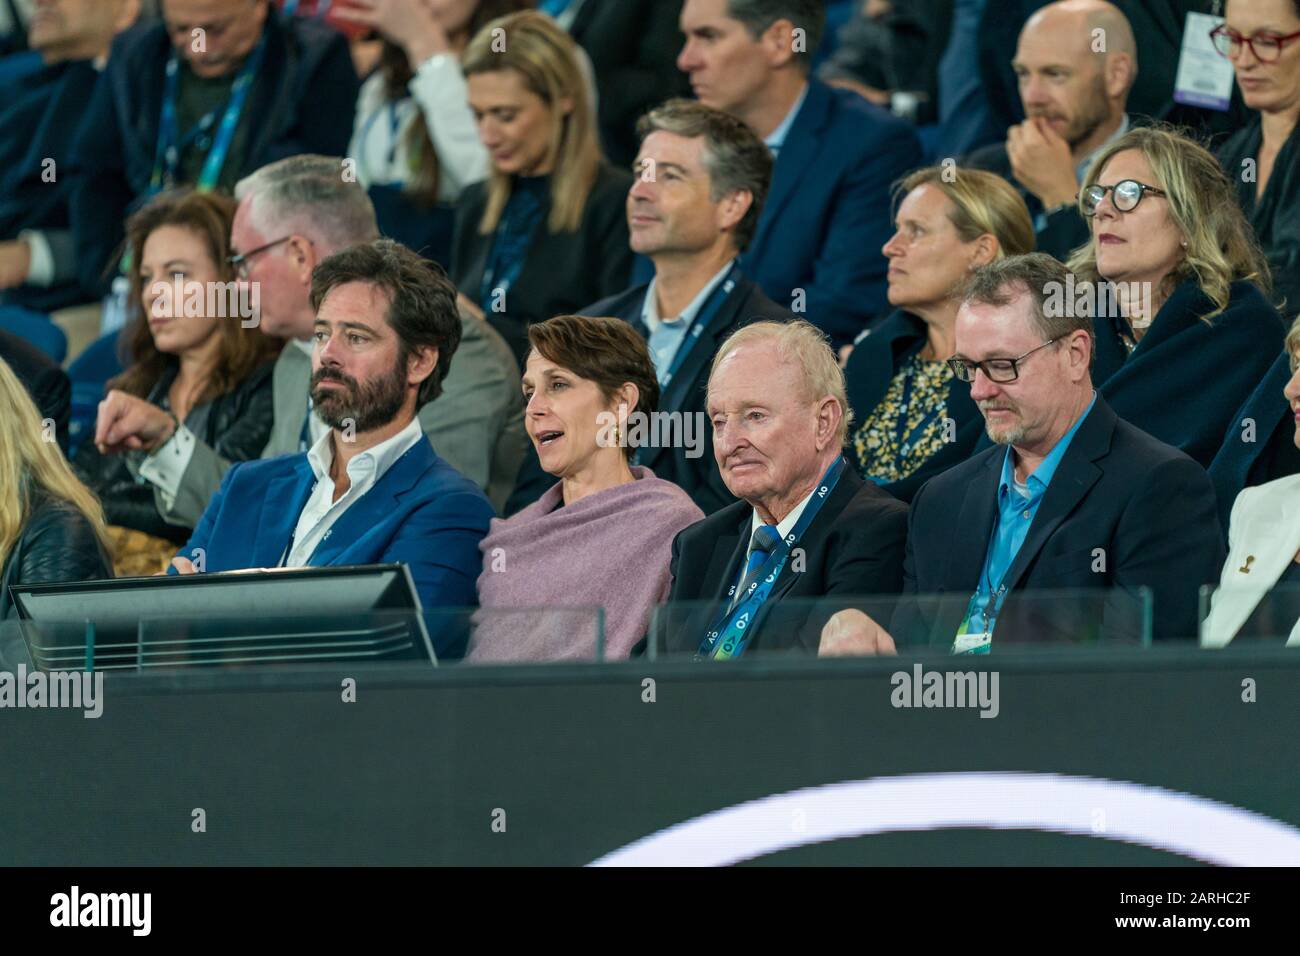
[1067,125,1285,479]
[1212,0,1300,311]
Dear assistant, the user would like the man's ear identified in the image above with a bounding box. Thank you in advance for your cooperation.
[815,396,843,451]
[762,18,799,68]
[1104,53,1135,101]
[1069,329,1092,379]
[718,189,753,236]
[290,236,316,284]
[407,345,440,389]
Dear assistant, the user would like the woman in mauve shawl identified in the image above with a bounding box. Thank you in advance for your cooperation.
[467,315,703,662]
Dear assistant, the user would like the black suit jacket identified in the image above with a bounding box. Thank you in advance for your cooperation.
[899,396,1225,646]
[581,271,795,513]
[568,0,692,168]
[659,466,908,656]
[68,11,359,299]
[451,163,634,368]
[0,329,70,453]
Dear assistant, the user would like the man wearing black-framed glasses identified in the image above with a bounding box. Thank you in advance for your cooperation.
[832,253,1224,654]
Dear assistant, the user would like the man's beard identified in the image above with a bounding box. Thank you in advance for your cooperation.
[1063,74,1111,148]
[980,402,1028,446]
[310,358,409,434]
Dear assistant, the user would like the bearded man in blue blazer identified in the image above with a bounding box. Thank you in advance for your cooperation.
[170,240,493,655]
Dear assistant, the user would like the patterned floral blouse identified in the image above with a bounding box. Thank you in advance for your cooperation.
[850,353,953,485]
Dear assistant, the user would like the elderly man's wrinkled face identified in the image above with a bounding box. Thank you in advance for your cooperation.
[708,341,825,505]
[956,288,1072,450]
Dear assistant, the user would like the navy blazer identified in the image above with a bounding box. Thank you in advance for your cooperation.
[1092,280,1287,470]
[900,396,1225,645]
[175,438,493,656]
[580,270,795,513]
[741,79,923,348]
[660,466,909,656]
[843,309,982,502]
[68,12,359,298]
[1208,352,1300,533]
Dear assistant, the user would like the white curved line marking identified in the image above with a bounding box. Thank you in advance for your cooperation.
[590,772,1300,866]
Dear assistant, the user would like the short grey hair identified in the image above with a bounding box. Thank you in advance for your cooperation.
[962,253,1094,348]
[709,320,852,446]
[234,155,379,256]
[636,98,773,251]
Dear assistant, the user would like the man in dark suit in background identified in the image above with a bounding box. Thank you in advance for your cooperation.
[559,0,694,168]
[583,98,793,514]
[0,0,141,313]
[67,0,359,300]
[965,0,1137,261]
[822,254,1225,655]
[660,319,908,658]
[677,0,922,347]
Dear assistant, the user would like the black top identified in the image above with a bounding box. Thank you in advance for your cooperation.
[0,491,112,621]
[73,359,275,542]
[450,162,634,368]
[1217,116,1300,313]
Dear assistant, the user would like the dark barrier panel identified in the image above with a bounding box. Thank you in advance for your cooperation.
[0,647,1297,865]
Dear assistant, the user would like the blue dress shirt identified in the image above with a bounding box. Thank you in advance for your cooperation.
[965,392,1098,635]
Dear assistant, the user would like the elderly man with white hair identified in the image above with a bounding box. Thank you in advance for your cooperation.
[659,319,909,658]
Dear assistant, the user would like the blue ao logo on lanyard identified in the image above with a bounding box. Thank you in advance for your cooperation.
[697,456,848,661]
[150,32,268,195]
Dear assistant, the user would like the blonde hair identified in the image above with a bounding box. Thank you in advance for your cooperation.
[1068,125,1271,321]
[709,320,853,446]
[896,166,1035,258]
[1287,315,1300,373]
[462,11,602,235]
[0,358,112,572]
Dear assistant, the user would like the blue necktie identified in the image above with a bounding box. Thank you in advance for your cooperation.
[736,524,782,606]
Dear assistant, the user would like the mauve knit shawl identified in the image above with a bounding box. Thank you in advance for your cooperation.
[468,467,704,661]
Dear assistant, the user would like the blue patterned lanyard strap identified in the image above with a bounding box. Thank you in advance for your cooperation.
[150,32,268,195]
[697,456,848,661]
[659,262,739,389]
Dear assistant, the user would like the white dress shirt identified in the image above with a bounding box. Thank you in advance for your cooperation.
[284,416,425,567]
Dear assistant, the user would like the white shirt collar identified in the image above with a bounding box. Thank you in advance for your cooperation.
[640,258,737,334]
[748,483,819,550]
[305,414,424,486]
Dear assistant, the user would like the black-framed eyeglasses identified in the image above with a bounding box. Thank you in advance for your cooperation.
[1210,24,1300,63]
[947,336,1064,384]
[227,236,293,279]
[1080,179,1167,217]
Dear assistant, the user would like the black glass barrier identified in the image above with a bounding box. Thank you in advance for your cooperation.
[1201,581,1300,647]
[646,588,1154,660]
[0,627,1297,865]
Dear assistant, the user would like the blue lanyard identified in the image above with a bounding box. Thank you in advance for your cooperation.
[150,32,267,194]
[658,262,739,389]
[697,456,848,660]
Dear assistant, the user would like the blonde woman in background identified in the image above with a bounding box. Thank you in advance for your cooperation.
[450,10,633,368]
[1071,125,1285,471]
[0,357,112,620]
[842,166,1035,501]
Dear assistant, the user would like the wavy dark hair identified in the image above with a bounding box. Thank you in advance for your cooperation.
[112,189,279,402]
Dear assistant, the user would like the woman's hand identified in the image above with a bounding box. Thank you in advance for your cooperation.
[333,0,451,68]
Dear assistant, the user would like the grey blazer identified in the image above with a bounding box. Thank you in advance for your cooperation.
[158,312,526,522]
